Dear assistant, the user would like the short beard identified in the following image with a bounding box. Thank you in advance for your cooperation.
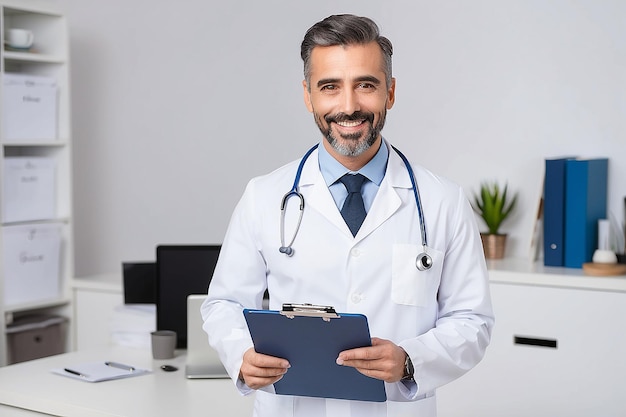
[314,110,386,157]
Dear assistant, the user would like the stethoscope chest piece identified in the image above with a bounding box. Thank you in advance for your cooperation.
[416,250,433,271]
[279,245,295,257]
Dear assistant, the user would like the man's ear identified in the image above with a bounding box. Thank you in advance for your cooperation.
[386,77,396,110]
[303,80,313,113]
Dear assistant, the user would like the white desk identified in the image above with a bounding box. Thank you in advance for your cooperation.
[0,346,254,416]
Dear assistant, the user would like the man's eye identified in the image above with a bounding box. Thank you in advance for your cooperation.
[320,85,337,91]
[357,83,375,90]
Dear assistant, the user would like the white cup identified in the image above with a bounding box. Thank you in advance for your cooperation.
[6,28,34,49]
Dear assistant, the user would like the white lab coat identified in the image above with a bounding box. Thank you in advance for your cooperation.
[202,140,494,417]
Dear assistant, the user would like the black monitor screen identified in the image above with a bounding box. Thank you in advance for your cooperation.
[122,262,156,304]
[156,245,221,349]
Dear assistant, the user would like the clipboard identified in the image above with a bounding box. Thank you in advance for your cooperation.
[243,304,386,402]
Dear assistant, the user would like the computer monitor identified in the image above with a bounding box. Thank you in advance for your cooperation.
[122,262,156,304]
[156,245,221,349]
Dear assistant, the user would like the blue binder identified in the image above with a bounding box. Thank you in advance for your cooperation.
[243,304,387,402]
[564,158,608,268]
[543,157,576,266]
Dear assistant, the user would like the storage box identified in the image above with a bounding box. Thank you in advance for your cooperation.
[2,157,56,223]
[2,73,58,141]
[6,315,67,364]
[2,223,62,306]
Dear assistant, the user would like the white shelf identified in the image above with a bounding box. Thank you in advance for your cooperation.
[2,140,68,147]
[1,217,71,227]
[487,258,626,293]
[3,50,65,64]
[0,1,73,366]
[4,296,72,316]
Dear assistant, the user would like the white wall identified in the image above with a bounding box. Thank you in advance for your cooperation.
[67,0,626,277]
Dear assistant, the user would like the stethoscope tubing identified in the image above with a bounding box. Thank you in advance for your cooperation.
[390,145,428,249]
[279,142,431,269]
[279,144,318,256]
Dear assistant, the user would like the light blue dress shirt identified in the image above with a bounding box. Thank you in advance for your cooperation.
[318,139,388,213]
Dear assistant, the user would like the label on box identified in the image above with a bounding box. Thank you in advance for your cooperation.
[2,223,62,306]
[2,73,58,141]
[3,157,56,223]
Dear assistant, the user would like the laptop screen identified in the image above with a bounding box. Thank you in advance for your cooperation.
[156,245,221,349]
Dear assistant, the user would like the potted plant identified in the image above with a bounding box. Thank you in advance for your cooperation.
[472,181,518,259]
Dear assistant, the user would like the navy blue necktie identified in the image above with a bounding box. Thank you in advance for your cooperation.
[339,173,367,236]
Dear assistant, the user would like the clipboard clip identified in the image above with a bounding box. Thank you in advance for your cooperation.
[280,303,339,322]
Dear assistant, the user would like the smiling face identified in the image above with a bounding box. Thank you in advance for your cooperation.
[303,41,396,170]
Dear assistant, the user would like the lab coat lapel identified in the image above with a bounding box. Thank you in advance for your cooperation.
[357,148,411,238]
[297,144,413,239]
[298,149,349,234]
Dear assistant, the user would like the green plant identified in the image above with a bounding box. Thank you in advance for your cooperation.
[473,181,518,235]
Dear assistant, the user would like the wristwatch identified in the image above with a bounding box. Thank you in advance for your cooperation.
[401,353,415,381]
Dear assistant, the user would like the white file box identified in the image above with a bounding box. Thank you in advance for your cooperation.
[2,73,58,141]
[2,157,56,223]
[2,223,62,306]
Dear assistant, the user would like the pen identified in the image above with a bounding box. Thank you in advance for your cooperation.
[64,368,88,378]
[105,361,135,372]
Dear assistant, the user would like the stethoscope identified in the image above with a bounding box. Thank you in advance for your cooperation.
[279,144,433,271]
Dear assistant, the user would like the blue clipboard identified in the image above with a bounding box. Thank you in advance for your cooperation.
[243,304,386,402]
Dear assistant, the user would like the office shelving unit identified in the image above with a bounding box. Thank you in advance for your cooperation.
[0,0,72,366]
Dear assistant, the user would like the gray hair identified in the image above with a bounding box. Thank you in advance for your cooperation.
[300,14,393,90]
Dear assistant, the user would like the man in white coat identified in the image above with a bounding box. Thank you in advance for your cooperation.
[202,14,494,417]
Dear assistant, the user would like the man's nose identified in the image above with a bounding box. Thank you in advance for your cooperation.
[339,90,360,114]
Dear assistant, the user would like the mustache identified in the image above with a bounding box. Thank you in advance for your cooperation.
[325,111,375,125]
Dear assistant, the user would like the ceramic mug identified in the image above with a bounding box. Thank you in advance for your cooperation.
[6,28,34,49]
[151,330,177,359]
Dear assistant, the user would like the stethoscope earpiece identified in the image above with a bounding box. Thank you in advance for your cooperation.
[416,252,433,271]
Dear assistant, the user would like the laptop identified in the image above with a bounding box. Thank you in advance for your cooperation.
[185,294,229,379]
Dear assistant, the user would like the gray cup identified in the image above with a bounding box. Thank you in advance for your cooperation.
[151,330,177,359]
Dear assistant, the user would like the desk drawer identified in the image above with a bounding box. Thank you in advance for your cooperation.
[438,282,626,417]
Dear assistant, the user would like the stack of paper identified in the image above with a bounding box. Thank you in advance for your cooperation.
[110,304,156,349]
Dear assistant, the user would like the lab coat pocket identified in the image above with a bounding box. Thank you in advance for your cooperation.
[391,244,443,306]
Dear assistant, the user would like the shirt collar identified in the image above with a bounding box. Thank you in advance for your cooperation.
[318,138,388,186]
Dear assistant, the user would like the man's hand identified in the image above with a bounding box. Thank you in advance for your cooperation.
[239,347,291,389]
[335,337,408,383]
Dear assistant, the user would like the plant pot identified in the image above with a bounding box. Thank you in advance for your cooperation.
[480,233,507,259]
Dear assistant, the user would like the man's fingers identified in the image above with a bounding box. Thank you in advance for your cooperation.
[248,350,291,369]
[371,337,385,346]
[240,348,291,389]
[337,356,386,370]
[336,347,374,365]
[336,337,390,363]
[335,338,407,383]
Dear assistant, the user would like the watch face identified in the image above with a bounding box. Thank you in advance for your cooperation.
[403,355,414,380]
